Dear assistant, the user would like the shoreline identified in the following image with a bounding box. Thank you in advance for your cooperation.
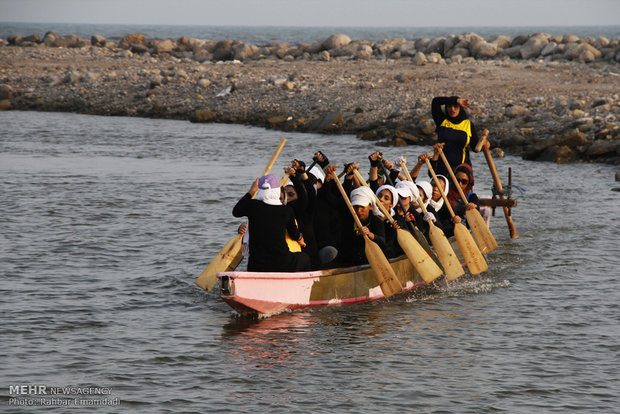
[1,31,619,165]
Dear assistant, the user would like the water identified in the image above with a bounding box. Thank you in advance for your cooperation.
[1,22,620,45]
[1,111,619,412]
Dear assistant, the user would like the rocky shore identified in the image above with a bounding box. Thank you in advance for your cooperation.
[1,31,619,165]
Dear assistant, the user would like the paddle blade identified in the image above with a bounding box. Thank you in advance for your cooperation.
[195,234,243,292]
[454,223,488,275]
[466,209,498,254]
[428,223,465,281]
[364,238,403,298]
[396,229,443,284]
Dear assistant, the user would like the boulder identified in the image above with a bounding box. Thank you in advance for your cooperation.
[43,31,59,46]
[355,45,373,59]
[213,40,236,61]
[153,39,176,54]
[0,100,10,111]
[490,35,512,49]
[0,84,14,99]
[191,110,217,123]
[540,42,558,57]
[322,34,351,50]
[511,34,530,47]
[373,38,406,55]
[586,140,620,157]
[412,52,427,65]
[426,37,446,55]
[419,118,436,136]
[562,34,580,43]
[395,41,417,57]
[474,42,498,59]
[538,145,579,163]
[520,35,549,59]
[502,46,522,58]
[91,35,106,47]
[55,35,82,48]
[232,43,258,60]
[120,34,146,49]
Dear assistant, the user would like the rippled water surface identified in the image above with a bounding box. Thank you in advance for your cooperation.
[1,111,619,412]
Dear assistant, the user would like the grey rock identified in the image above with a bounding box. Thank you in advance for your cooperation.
[91,35,106,47]
[322,34,351,50]
[474,42,498,59]
[0,84,14,99]
[412,52,427,65]
[521,35,549,59]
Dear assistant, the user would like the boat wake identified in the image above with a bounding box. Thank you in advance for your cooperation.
[405,275,510,302]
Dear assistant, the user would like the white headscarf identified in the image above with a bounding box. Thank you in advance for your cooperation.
[429,175,449,212]
[350,186,381,217]
[395,180,420,202]
[375,184,398,217]
[416,181,433,213]
[255,174,282,206]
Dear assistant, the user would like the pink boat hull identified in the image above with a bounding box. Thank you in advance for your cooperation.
[217,255,427,316]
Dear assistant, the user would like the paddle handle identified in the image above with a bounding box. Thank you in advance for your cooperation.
[424,159,457,218]
[261,138,287,176]
[280,173,290,187]
[474,129,490,152]
[438,148,469,204]
[330,172,368,237]
[401,160,414,182]
[352,170,396,225]
[482,145,518,239]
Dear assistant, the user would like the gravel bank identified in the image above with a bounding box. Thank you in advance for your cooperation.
[1,38,619,165]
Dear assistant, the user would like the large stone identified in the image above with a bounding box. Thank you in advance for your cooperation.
[587,140,620,157]
[91,35,106,47]
[153,39,176,54]
[0,84,14,99]
[43,31,59,46]
[419,118,436,135]
[232,43,258,61]
[490,35,512,49]
[213,40,236,61]
[120,34,146,49]
[520,35,549,59]
[322,34,351,50]
[540,42,558,57]
[191,110,217,123]
[474,42,498,59]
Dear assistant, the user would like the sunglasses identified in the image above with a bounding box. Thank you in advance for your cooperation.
[457,178,469,184]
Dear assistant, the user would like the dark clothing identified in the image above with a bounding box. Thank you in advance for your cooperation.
[383,218,402,259]
[232,193,310,272]
[431,96,480,177]
[286,174,318,261]
[428,201,454,238]
[334,213,387,267]
[454,192,480,228]
[311,180,343,252]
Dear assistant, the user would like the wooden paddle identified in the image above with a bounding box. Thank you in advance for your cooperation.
[331,171,403,298]
[195,138,287,292]
[438,148,498,255]
[379,161,440,265]
[425,159,488,275]
[399,160,465,280]
[477,132,518,239]
[353,170,443,284]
